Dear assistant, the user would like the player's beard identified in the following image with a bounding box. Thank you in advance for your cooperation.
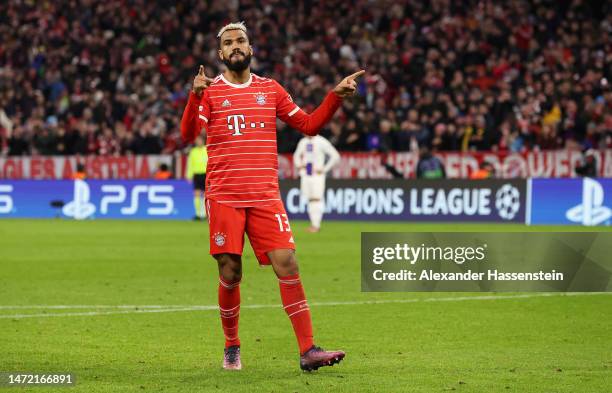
[223,51,251,72]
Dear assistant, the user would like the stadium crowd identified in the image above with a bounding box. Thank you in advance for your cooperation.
[0,0,610,157]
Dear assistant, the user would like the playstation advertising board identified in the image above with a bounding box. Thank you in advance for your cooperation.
[0,180,193,220]
[1,178,610,226]
[529,178,612,226]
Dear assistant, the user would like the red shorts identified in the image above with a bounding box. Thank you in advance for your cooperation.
[206,199,295,265]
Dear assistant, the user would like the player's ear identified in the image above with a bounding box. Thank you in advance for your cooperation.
[249,45,253,56]
[218,49,223,61]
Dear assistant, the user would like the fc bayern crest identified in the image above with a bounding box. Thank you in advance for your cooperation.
[254,92,267,105]
[213,232,226,247]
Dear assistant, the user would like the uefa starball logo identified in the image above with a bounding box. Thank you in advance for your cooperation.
[495,184,521,220]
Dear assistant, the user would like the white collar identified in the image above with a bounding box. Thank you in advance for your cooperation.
[220,73,252,88]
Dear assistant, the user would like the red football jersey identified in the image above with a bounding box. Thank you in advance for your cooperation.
[181,72,342,208]
[198,74,297,207]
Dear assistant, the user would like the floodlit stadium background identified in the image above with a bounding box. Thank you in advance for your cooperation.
[1,1,611,392]
[0,0,610,224]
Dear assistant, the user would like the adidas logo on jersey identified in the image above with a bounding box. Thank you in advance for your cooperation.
[222,99,231,107]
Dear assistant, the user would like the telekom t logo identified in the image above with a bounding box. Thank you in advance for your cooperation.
[227,114,266,136]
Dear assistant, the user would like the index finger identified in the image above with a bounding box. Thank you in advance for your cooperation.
[198,65,205,75]
[346,70,365,81]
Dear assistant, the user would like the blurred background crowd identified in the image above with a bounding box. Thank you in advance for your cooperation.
[0,0,610,157]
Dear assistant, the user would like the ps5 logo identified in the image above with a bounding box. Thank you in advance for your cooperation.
[62,180,96,219]
[0,185,14,214]
[63,181,175,219]
[566,178,611,226]
[100,184,174,215]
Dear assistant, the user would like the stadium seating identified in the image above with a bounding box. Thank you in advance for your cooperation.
[0,0,610,156]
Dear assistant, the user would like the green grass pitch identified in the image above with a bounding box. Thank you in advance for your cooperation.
[0,219,610,392]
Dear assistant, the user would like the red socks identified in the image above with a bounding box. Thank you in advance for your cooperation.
[219,274,314,355]
[278,274,314,355]
[218,276,241,348]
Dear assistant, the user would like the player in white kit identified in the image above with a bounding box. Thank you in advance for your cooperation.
[293,135,340,232]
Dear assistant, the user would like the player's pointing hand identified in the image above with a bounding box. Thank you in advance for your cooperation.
[333,70,365,98]
[192,65,214,97]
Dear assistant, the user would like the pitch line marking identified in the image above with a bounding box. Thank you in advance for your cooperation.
[0,292,610,319]
[0,292,608,310]
[0,305,202,309]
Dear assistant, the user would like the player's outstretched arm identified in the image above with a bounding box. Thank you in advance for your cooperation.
[283,70,365,136]
[180,66,214,143]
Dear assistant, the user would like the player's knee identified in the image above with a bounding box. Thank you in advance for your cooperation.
[215,254,242,282]
[270,250,299,276]
[222,266,242,283]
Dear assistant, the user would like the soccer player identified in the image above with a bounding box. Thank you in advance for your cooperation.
[180,22,363,371]
[293,135,340,232]
[186,136,208,220]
